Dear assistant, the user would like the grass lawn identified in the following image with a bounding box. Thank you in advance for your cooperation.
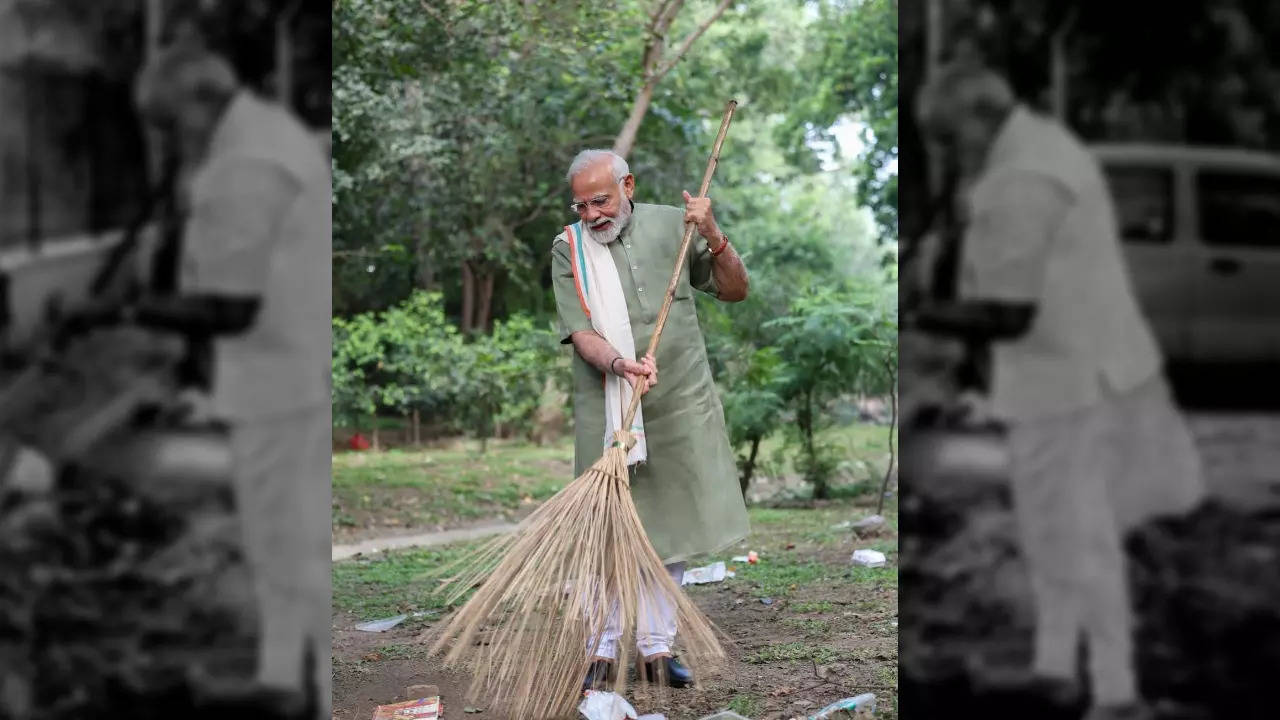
[333,503,897,624]
[332,421,894,542]
[331,438,574,541]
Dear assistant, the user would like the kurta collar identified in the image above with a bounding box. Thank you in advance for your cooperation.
[983,104,1034,171]
[206,90,257,159]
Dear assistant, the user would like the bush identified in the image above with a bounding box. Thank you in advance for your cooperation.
[765,285,895,499]
[332,290,566,448]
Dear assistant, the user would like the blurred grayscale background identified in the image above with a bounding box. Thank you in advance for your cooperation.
[0,1,331,718]
[899,1,1280,719]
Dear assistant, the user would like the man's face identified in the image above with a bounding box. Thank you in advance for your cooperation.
[922,111,995,180]
[571,158,635,243]
[141,96,220,167]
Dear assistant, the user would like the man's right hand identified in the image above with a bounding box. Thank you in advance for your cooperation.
[615,352,657,396]
[567,331,658,395]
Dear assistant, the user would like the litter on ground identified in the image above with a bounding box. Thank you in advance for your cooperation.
[850,549,887,568]
[681,561,728,585]
[579,690,638,720]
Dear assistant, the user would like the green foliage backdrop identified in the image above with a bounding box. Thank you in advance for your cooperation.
[332,0,898,492]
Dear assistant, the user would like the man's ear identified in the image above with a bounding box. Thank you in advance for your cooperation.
[622,173,635,199]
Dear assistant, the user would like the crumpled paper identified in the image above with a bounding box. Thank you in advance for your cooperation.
[851,549,887,567]
[681,561,727,585]
[578,691,638,720]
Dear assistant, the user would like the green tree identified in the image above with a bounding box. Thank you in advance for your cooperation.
[721,347,785,497]
[783,0,898,245]
[331,0,900,458]
[765,284,894,500]
[331,309,385,444]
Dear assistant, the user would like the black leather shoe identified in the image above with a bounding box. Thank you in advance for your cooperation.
[639,655,693,688]
[186,663,312,720]
[1082,702,1153,720]
[583,659,615,691]
[189,682,308,719]
[971,667,1083,709]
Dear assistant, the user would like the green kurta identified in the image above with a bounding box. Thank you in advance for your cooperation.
[551,202,750,564]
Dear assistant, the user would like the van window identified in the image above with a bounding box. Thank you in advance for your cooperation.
[1197,171,1280,248]
[1102,166,1174,243]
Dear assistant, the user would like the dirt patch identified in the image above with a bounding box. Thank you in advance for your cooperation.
[0,466,263,718]
[332,534,896,720]
[899,437,1280,720]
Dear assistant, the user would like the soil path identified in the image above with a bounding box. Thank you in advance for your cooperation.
[332,521,517,562]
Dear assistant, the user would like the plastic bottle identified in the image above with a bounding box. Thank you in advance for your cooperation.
[809,693,877,718]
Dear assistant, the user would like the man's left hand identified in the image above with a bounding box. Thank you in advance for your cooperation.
[682,190,722,242]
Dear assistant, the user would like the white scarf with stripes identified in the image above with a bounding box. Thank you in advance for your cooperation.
[563,220,647,466]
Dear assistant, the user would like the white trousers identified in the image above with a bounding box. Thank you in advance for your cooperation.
[587,562,686,660]
[227,408,332,719]
[1006,376,1204,706]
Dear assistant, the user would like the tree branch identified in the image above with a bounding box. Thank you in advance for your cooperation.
[650,0,732,84]
[655,0,685,32]
[641,0,683,78]
[648,0,675,24]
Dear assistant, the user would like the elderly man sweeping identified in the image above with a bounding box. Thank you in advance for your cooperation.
[132,42,332,718]
[550,149,750,689]
[909,62,1206,720]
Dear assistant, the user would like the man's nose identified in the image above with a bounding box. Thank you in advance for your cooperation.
[583,205,603,222]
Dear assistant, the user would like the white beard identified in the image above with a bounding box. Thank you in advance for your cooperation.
[584,198,633,245]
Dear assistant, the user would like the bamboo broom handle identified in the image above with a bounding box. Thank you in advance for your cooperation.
[621,99,737,432]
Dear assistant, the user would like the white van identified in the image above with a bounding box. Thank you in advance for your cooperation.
[1094,143,1280,363]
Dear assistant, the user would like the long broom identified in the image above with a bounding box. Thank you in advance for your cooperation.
[424,100,740,719]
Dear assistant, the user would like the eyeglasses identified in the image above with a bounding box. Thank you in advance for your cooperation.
[569,176,628,215]
[569,194,612,215]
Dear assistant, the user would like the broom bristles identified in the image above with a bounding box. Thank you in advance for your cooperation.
[422,438,729,719]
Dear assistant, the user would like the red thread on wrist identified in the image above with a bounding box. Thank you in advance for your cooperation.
[710,234,729,257]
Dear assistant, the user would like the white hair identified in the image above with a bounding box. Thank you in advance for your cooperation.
[916,62,1015,129]
[134,42,239,118]
[566,149,629,185]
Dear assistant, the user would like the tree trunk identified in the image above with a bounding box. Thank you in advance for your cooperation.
[460,260,475,333]
[415,239,437,291]
[413,409,421,446]
[801,389,828,500]
[372,422,380,452]
[739,434,761,499]
[274,2,296,104]
[877,373,898,517]
[613,79,659,159]
[477,269,495,333]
